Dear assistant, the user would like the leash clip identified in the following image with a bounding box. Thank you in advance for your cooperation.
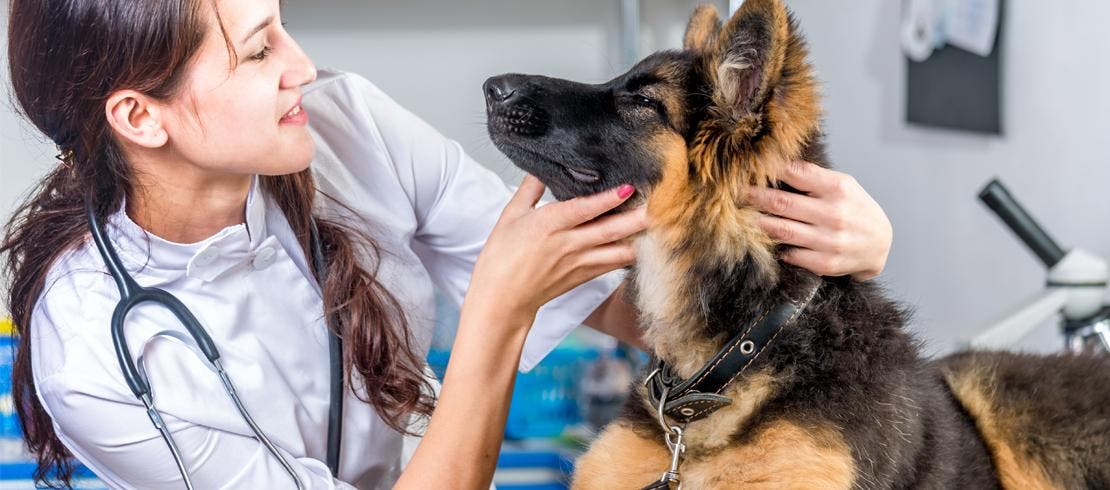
[641,425,685,489]
[661,425,686,486]
[638,386,688,489]
[639,423,686,490]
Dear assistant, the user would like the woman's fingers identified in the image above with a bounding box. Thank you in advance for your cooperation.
[778,247,844,278]
[777,160,853,197]
[752,160,891,280]
[503,175,547,218]
[571,240,638,279]
[571,205,649,248]
[748,186,825,227]
[543,184,636,229]
[757,215,830,251]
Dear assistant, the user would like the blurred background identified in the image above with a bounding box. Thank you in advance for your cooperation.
[3,0,1109,488]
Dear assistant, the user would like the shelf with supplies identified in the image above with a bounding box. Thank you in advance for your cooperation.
[1,319,105,488]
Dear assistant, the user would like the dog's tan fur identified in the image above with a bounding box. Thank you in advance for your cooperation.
[486,0,1110,487]
[682,5,721,55]
[575,419,856,489]
[638,0,821,379]
[939,353,1100,490]
[943,371,1060,490]
[572,423,673,488]
[640,132,777,377]
[680,421,856,489]
[667,371,782,454]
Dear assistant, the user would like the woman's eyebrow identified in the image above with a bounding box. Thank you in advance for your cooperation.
[239,15,274,45]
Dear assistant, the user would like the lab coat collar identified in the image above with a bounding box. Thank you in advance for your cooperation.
[244,175,269,248]
[105,175,270,282]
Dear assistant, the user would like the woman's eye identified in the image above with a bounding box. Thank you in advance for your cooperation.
[250,46,272,62]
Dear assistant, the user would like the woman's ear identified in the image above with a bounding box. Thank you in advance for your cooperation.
[105,90,168,149]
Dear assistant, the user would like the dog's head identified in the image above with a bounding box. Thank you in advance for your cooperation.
[486,0,822,271]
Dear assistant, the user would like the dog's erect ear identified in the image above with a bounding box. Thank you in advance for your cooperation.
[684,4,722,52]
[712,0,791,119]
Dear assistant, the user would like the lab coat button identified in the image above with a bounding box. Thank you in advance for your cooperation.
[253,247,276,270]
[194,247,219,267]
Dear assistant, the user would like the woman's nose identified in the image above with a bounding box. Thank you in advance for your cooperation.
[281,41,317,89]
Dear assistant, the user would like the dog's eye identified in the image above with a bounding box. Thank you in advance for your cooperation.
[621,93,668,122]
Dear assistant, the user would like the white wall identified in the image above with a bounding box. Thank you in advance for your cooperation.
[785,0,1110,353]
[3,1,1108,355]
[1,0,56,248]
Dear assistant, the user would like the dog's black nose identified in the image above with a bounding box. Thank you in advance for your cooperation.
[484,76,517,104]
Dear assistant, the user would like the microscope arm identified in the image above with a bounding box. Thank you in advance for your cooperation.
[969,288,1069,350]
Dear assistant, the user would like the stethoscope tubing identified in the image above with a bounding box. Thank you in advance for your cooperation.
[311,218,345,477]
[85,198,341,489]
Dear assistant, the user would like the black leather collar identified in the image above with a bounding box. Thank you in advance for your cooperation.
[645,279,821,424]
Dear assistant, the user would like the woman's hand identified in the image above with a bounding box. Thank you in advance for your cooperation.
[465,175,648,325]
[400,176,646,490]
[749,161,892,281]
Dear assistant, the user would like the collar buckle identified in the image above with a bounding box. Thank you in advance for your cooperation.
[644,279,821,424]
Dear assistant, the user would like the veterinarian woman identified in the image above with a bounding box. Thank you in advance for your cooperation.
[1,0,892,488]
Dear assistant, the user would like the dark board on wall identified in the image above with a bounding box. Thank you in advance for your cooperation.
[906,2,1004,135]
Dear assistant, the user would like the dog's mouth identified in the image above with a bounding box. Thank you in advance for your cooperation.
[560,164,601,184]
[486,103,549,139]
[491,139,605,198]
[485,104,604,197]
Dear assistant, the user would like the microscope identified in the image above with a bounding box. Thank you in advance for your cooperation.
[970,179,1109,353]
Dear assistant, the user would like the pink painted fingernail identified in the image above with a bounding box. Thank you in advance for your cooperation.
[617,184,635,199]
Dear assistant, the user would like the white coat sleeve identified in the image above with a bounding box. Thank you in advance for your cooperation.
[307,72,621,371]
[29,283,357,490]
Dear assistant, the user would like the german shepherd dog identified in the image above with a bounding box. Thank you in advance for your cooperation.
[484,1,1110,488]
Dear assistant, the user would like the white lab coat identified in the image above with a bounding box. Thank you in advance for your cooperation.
[29,70,620,489]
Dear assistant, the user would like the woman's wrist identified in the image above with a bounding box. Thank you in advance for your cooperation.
[462,292,536,322]
[457,297,535,347]
[401,299,533,489]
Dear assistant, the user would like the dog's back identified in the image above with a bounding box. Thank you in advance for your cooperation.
[939,351,1110,488]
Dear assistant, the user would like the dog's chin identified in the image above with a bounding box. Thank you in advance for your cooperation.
[520,163,601,201]
[517,161,646,217]
[490,136,606,201]
[541,173,645,219]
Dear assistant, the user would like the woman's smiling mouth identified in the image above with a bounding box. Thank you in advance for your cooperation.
[280,101,308,125]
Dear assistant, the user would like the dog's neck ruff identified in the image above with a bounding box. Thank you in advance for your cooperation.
[645,277,822,425]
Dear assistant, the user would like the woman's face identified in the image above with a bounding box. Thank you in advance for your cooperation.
[160,0,317,177]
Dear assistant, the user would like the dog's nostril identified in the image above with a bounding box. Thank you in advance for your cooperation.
[488,85,512,101]
[484,77,516,103]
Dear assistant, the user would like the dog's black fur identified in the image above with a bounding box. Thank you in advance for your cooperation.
[485,1,1110,488]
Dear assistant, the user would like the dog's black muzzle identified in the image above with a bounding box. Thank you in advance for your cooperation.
[484,75,549,138]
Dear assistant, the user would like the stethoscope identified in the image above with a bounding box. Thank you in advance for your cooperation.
[85,200,344,489]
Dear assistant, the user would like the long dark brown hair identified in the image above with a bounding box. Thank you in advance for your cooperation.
[3,1,433,486]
